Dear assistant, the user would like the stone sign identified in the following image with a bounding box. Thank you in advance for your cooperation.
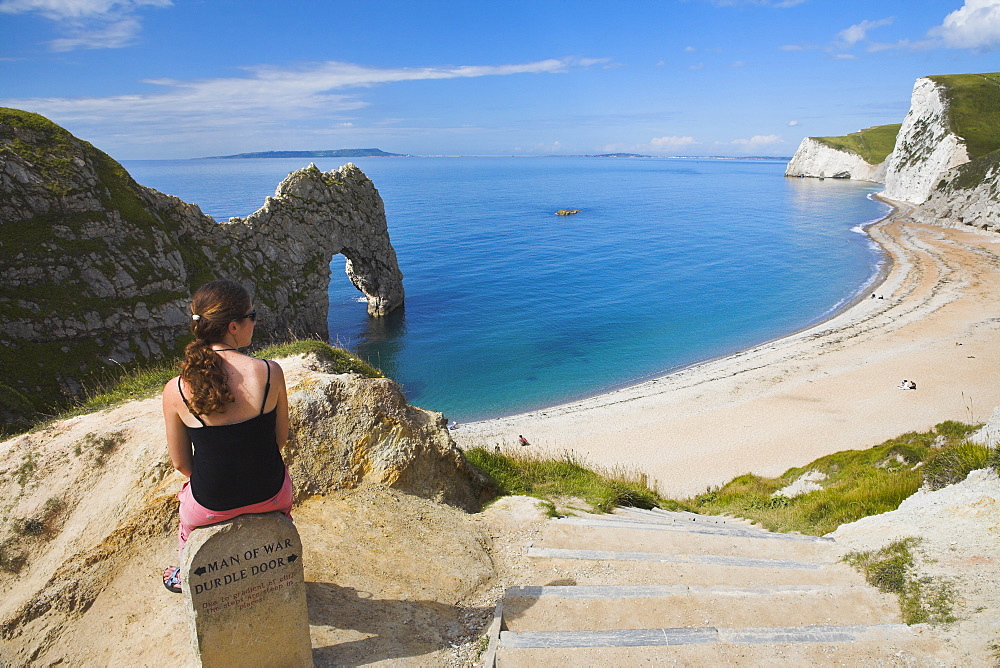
[180,512,313,667]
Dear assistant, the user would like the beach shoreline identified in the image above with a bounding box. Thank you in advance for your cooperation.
[452,200,1000,497]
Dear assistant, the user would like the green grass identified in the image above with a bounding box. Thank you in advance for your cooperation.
[929,72,1000,159]
[923,441,993,490]
[844,538,956,625]
[464,421,989,534]
[464,447,665,513]
[813,124,901,164]
[678,421,981,535]
[256,339,383,378]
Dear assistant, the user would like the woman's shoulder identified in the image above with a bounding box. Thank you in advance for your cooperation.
[163,374,182,394]
[162,374,185,411]
[261,358,285,379]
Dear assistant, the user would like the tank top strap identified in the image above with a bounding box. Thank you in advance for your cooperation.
[260,359,272,415]
[177,376,206,426]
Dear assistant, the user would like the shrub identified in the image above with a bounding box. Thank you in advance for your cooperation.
[464,447,661,513]
[923,441,993,490]
[844,538,956,625]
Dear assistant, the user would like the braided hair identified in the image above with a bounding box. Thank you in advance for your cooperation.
[179,280,252,417]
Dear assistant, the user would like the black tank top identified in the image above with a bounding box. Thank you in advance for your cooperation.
[178,360,286,511]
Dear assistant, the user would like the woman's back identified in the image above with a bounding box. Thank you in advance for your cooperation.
[176,354,277,428]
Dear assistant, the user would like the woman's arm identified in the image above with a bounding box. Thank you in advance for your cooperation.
[270,361,290,450]
[163,379,194,477]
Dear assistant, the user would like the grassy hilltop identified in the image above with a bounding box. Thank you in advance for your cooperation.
[929,72,1000,159]
[810,72,1000,169]
[813,124,901,165]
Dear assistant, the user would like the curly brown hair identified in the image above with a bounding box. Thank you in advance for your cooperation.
[179,280,252,417]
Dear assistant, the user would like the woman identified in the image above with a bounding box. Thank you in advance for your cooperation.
[161,280,293,593]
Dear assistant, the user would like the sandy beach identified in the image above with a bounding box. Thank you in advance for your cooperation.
[453,201,1000,498]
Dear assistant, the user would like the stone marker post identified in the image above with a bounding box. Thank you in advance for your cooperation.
[180,512,313,667]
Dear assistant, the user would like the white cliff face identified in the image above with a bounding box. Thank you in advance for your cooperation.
[881,78,970,204]
[911,157,1000,233]
[784,138,884,181]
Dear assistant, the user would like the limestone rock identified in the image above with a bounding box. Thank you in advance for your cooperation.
[0,109,403,423]
[881,77,971,204]
[784,138,886,182]
[970,406,1000,448]
[282,355,496,511]
[910,153,1000,233]
[181,513,313,668]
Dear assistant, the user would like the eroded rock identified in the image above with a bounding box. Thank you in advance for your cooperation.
[0,110,403,422]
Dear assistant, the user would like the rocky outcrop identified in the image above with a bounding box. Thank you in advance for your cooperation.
[282,355,494,511]
[0,352,495,651]
[0,109,403,423]
[881,78,971,204]
[910,151,1000,232]
[784,138,886,182]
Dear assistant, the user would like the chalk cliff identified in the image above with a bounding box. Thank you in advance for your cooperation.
[0,109,404,424]
[881,77,971,204]
[784,137,887,182]
[786,72,1000,232]
[910,151,1000,233]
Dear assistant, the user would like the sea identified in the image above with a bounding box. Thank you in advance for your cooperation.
[122,157,890,422]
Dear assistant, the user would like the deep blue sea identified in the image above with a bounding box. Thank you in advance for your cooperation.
[123,157,889,421]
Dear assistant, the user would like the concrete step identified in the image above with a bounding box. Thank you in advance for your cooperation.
[500,623,914,648]
[493,624,944,667]
[614,506,765,530]
[502,584,900,631]
[495,644,940,667]
[526,547,826,571]
[567,512,832,543]
[541,522,835,562]
[482,508,941,667]
[523,551,866,588]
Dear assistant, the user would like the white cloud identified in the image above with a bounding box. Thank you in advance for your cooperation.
[0,0,168,18]
[833,53,858,60]
[0,0,171,50]
[731,134,782,147]
[0,57,602,147]
[787,120,799,126]
[838,18,893,46]
[932,0,1000,50]
[651,136,697,149]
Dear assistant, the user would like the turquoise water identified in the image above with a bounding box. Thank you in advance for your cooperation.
[124,157,888,421]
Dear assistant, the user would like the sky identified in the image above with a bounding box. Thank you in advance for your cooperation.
[1,0,999,159]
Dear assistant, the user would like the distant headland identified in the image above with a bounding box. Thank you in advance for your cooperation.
[205,148,408,159]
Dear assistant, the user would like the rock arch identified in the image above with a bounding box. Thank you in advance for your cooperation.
[0,108,403,421]
[193,162,405,334]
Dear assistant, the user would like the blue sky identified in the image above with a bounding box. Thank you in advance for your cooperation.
[1,0,999,159]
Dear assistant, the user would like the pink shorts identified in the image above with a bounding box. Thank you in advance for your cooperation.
[177,469,294,559]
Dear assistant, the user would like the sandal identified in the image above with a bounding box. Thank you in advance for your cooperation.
[163,565,182,593]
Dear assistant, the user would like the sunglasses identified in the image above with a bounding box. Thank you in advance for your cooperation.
[235,309,257,323]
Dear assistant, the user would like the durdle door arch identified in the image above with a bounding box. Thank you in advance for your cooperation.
[0,107,403,425]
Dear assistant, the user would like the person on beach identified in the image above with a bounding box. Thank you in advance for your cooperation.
[519,435,530,446]
[160,280,294,593]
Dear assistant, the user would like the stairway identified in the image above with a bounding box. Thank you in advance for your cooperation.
[483,507,944,666]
